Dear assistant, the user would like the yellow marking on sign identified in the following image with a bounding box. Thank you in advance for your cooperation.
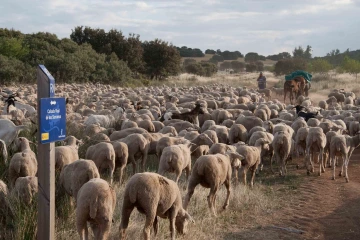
[41,133,49,141]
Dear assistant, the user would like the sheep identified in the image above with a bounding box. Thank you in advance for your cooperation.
[256,88,271,100]
[152,121,165,132]
[183,151,244,216]
[119,172,194,240]
[84,114,115,128]
[208,125,229,144]
[305,127,326,176]
[119,133,150,173]
[291,117,308,138]
[55,136,81,173]
[76,178,116,240]
[138,119,156,132]
[271,87,283,96]
[110,128,148,141]
[8,137,37,187]
[247,126,266,141]
[235,115,263,132]
[112,141,129,183]
[121,120,138,130]
[208,143,237,155]
[158,126,178,136]
[295,127,309,158]
[0,180,12,224]
[85,142,116,184]
[168,121,200,134]
[12,176,38,205]
[202,129,219,144]
[59,159,100,200]
[158,143,195,184]
[167,103,204,126]
[221,119,234,128]
[349,121,360,136]
[330,133,360,182]
[328,92,345,105]
[156,136,189,159]
[228,124,248,144]
[235,138,270,186]
[0,139,8,164]
[271,131,292,176]
[307,118,321,127]
[0,119,26,146]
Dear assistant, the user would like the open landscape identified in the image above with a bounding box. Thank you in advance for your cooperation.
[1,1,360,240]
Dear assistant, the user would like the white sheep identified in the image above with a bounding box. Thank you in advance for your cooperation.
[76,178,116,240]
[305,127,326,176]
[183,151,244,216]
[55,136,81,173]
[271,131,292,176]
[119,172,194,240]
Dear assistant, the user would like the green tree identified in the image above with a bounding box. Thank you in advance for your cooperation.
[230,61,245,72]
[246,63,257,72]
[209,54,224,63]
[255,60,264,71]
[205,49,216,54]
[274,58,308,76]
[183,58,197,67]
[310,59,333,74]
[341,56,360,79]
[219,61,232,70]
[245,52,260,62]
[0,37,29,59]
[142,39,181,80]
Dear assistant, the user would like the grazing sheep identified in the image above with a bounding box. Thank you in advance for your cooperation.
[235,116,263,132]
[121,120,138,130]
[271,131,292,176]
[307,118,321,127]
[76,178,116,240]
[201,120,216,133]
[330,133,360,182]
[208,143,237,155]
[119,172,194,240]
[158,126,178,136]
[203,130,219,144]
[110,128,148,141]
[59,159,100,200]
[0,119,26,146]
[55,136,81,173]
[295,127,309,158]
[0,180,12,223]
[349,121,360,136]
[138,119,156,132]
[235,138,270,186]
[119,133,150,173]
[112,141,129,183]
[12,176,38,204]
[158,143,195,184]
[8,137,37,187]
[86,142,116,184]
[183,152,244,216]
[305,127,326,176]
[229,124,248,144]
[208,125,229,144]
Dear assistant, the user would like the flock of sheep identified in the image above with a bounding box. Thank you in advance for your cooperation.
[0,82,359,240]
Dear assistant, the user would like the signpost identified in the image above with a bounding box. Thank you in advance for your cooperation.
[37,65,66,240]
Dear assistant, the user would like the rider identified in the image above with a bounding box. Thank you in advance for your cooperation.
[257,72,267,89]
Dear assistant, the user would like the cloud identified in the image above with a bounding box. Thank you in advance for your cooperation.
[0,0,359,56]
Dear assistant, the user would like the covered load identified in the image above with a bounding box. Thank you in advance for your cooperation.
[285,70,312,83]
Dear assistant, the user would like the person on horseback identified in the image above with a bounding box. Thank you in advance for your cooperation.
[257,72,267,89]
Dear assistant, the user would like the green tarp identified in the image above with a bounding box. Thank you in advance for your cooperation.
[285,70,312,83]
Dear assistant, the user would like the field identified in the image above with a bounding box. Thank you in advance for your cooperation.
[1,71,360,240]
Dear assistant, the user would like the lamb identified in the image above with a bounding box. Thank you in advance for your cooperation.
[55,136,81,173]
[235,138,270,186]
[85,142,116,184]
[305,127,327,176]
[229,124,248,144]
[330,133,360,182]
[59,159,100,200]
[76,178,116,240]
[183,151,244,216]
[158,143,195,184]
[271,131,292,176]
[119,172,194,240]
[12,176,38,205]
[0,119,26,146]
[8,137,37,187]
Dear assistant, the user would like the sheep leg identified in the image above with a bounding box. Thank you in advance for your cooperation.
[128,155,137,174]
[319,149,325,176]
[223,178,231,210]
[143,212,156,240]
[119,204,134,240]
[76,217,88,240]
[208,186,218,216]
[270,154,275,174]
[332,155,336,180]
[118,166,125,184]
[141,150,148,172]
[183,178,198,210]
[175,168,182,184]
[153,216,159,237]
[344,154,350,183]
[169,208,177,240]
[250,166,257,186]
[109,162,115,185]
[242,168,247,186]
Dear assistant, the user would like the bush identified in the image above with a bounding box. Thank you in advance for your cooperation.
[246,63,257,72]
[273,58,308,76]
[185,62,217,77]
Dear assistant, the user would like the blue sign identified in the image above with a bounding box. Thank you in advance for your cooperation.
[39,65,55,97]
[39,97,66,144]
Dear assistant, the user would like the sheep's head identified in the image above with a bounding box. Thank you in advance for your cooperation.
[175,209,195,235]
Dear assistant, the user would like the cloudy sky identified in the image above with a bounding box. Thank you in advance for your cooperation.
[1,0,359,57]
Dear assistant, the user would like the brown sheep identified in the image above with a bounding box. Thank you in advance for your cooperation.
[228,124,248,144]
[76,178,116,240]
[119,172,194,240]
[12,176,38,204]
[183,152,244,216]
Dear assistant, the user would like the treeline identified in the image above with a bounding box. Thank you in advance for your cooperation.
[0,27,183,85]
[177,46,204,57]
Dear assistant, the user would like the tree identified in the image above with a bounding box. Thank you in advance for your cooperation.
[183,58,197,66]
[177,46,204,57]
[184,62,217,77]
[0,37,29,60]
[209,54,224,63]
[142,39,181,80]
[267,52,291,61]
[219,61,232,70]
[246,63,257,72]
[293,45,312,59]
[255,61,264,71]
[205,49,216,54]
[274,58,308,76]
[230,61,245,72]
[245,52,260,62]
[341,56,360,79]
[309,59,333,74]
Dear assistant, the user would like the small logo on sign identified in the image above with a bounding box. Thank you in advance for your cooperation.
[41,133,49,141]
[50,100,56,105]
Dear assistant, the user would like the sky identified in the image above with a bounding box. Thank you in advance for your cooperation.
[1,0,359,57]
